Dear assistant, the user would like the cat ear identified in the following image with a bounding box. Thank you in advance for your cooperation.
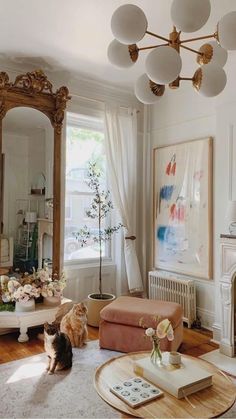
[44,322,49,328]
[81,302,88,313]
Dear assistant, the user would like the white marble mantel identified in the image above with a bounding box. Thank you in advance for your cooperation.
[220,235,236,357]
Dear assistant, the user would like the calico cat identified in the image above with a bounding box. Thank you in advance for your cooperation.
[44,322,73,374]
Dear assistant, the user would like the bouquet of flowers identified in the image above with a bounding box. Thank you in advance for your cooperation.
[10,282,41,303]
[0,276,18,303]
[35,269,66,298]
[142,318,174,364]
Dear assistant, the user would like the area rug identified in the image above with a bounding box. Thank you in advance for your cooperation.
[0,340,120,418]
[200,349,236,376]
[199,352,236,418]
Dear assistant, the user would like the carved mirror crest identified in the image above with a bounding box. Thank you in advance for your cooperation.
[0,70,71,275]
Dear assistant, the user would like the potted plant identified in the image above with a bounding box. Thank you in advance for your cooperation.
[75,162,122,327]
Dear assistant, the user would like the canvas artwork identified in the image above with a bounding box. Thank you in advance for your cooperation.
[154,138,212,279]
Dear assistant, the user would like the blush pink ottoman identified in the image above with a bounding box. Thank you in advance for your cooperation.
[99,296,183,353]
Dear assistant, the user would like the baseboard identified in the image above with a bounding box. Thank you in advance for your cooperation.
[212,322,221,344]
[196,307,214,330]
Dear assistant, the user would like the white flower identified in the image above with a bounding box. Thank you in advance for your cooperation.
[24,284,32,293]
[145,328,155,337]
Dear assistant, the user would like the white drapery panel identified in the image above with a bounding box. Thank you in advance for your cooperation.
[104,106,143,293]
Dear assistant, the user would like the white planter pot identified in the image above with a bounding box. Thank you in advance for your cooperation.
[87,293,116,327]
[44,296,61,306]
[15,298,35,312]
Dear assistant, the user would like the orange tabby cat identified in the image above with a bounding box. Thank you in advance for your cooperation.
[60,302,88,348]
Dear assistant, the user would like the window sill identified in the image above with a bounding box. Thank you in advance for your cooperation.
[64,258,115,270]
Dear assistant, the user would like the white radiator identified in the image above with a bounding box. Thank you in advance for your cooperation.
[148,271,196,328]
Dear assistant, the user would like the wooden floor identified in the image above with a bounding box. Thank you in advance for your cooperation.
[0,325,218,365]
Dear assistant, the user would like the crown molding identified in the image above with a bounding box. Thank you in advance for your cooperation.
[0,60,143,111]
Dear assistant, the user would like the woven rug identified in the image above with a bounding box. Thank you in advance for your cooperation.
[0,340,120,418]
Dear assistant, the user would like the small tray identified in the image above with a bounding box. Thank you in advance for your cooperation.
[110,377,163,408]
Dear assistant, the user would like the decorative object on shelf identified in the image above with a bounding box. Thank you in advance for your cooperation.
[108,1,236,103]
[226,201,236,235]
[74,162,122,327]
[144,319,174,365]
[154,137,213,279]
[30,173,46,196]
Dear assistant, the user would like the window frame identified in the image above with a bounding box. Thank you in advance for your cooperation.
[64,111,113,267]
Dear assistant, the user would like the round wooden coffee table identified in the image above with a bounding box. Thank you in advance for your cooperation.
[94,352,236,418]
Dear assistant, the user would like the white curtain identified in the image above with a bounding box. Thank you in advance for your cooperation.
[104,106,143,293]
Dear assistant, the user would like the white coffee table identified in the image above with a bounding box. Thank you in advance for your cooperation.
[0,298,71,342]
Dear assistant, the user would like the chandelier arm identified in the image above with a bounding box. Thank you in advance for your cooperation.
[138,43,169,51]
[180,44,203,55]
[179,77,194,81]
[146,30,170,43]
[180,33,217,44]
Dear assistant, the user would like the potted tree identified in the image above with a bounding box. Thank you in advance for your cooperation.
[75,162,122,326]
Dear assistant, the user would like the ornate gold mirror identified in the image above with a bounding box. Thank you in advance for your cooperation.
[0,70,70,275]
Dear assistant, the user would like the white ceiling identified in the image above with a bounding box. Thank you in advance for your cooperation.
[0,0,235,90]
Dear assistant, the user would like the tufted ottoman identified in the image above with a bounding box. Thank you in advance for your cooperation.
[99,296,183,353]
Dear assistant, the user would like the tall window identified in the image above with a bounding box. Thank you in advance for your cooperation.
[64,112,110,262]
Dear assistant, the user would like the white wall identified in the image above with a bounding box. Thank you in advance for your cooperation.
[149,53,236,333]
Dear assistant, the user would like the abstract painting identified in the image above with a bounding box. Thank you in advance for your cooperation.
[154,138,213,279]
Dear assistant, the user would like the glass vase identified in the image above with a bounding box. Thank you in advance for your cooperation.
[150,338,162,365]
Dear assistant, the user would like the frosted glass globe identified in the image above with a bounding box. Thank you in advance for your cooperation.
[111,4,147,45]
[193,63,227,97]
[135,74,165,105]
[197,41,228,67]
[107,40,136,68]
[218,12,236,50]
[171,0,211,32]
[146,46,182,85]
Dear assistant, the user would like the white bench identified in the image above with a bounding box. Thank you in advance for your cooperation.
[0,298,71,342]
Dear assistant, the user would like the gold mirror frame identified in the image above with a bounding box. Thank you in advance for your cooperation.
[0,70,71,276]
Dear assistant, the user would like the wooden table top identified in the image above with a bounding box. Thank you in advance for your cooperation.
[94,351,236,418]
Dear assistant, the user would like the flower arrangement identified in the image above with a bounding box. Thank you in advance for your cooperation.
[34,269,66,298]
[144,318,174,364]
[0,269,66,305]
[10,282,41,303]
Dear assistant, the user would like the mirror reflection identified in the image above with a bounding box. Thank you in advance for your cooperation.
[1,107,53,273]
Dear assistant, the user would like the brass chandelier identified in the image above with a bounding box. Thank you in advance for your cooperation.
[107,0,236,104]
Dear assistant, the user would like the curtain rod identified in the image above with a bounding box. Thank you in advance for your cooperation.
[70,93,140,113]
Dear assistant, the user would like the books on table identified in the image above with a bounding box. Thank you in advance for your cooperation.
[133,353,213,399]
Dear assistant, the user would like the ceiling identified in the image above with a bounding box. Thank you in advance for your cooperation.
[0,0,235,90]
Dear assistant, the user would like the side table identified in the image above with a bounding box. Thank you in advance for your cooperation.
[94,351,236,418]
[0,297,72,342]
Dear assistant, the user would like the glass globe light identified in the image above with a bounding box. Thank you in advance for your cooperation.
[218,11,236,50]
[107,40,138,68]
[146,46,182,85]
[135,74,165,105]
[197,41,228,67]
[193,63,227,97]
[111,4,147,45]
[171,0,211,33]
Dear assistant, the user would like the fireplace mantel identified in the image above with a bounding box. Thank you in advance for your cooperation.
[220,235,236,357]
